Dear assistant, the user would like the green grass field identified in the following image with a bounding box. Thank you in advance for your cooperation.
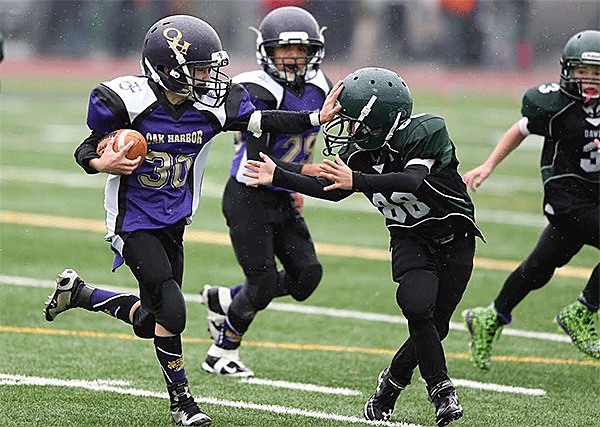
[1,76,598,427]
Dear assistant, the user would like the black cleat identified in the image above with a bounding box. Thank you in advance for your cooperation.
[428,380,463,427]
[168,379,211,426]
[363,367,405,422]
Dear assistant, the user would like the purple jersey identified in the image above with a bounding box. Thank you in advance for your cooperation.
[229,70,331,188]
[86,75,255,242]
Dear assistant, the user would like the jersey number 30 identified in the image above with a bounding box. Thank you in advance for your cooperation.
[372,192,430,224]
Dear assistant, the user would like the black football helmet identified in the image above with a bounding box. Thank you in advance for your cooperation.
[323,68,413,155]
[559,30,600,103]
[141,15,231,107]
[253,6,325,85]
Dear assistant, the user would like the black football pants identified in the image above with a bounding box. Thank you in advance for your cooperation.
[121,220,186,336]
[388,232,475,387]
[494,208,600,317]
[222,178,321,334]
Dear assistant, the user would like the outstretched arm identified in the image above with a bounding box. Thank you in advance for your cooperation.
[243,81,343,137]
[245,152,352,201]
[463,121,526,191]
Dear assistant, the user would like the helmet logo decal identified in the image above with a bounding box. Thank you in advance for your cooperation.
[581,52,600,61]
[163,28,191,55]
[279,31,310,43]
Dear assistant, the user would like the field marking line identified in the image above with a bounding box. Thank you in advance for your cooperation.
[0,373,420,427]
[450,379,546,396]
[1,322,597,368]
[242,377,546,397]
[240,378,361,396]
[0,274,575,345]
[0,210,592,279]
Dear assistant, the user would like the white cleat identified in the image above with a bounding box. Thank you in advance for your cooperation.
[201,344,254,377]
[200,285,232,340]
[43,269,85,321]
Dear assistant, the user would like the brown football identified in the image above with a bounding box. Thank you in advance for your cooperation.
[96,129,148,160]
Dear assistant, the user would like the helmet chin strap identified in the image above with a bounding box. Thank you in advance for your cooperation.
[358,95,377,123]
[144,57,162,84]
[166,41,194,99]
[143,57,190,98]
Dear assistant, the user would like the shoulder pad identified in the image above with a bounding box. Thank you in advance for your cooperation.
[233,70,283,107]
[391,113,446,145]
[389,113,452,168]
[522,83,570,118]
[101,76,157,123]
[307,70,331,96]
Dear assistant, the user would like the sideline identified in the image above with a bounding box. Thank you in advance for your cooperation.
[0,210,592,279]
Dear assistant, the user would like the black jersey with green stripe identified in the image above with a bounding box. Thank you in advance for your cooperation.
[521,83,599,216]
[341,113,483,241]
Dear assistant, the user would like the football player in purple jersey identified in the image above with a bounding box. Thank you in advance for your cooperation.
[244,67,483,427]
[462,30,600,370]
[43,14,341,426]
[198,6,332,378]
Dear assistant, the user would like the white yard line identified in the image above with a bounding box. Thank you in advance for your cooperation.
[240,377,361,396]
[451,379,546,396]
[0,275,570,344]
[239,377,546,398]
[0,373,419,427]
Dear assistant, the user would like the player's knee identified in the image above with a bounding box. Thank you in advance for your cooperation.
[132,306,155,339]
[156,279,187,335]
[289,262,323,302]
[396,270,438,320]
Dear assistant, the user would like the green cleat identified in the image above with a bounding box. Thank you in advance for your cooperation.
[555,301,600,360]
[462,306,504,371]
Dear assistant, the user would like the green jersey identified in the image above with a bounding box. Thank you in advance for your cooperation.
[341,113,483,241]
[521,83,599,216]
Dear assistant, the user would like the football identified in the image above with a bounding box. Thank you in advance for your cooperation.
[96,129,148,160]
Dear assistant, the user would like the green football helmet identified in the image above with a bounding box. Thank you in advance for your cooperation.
[323,67,412,155]
[559,30,600,102]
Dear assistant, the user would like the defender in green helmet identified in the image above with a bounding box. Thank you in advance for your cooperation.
[462,29,600,371]
[323,67,412,152]
[560,30,600,103]
[244,68,483,427]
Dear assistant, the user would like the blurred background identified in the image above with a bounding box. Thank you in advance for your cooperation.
[1,0,599,74]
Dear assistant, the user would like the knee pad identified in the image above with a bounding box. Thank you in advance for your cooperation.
[132,305,155,339]
[396,270,438,320]
[289,263,323,302]
[155,279,187,335]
